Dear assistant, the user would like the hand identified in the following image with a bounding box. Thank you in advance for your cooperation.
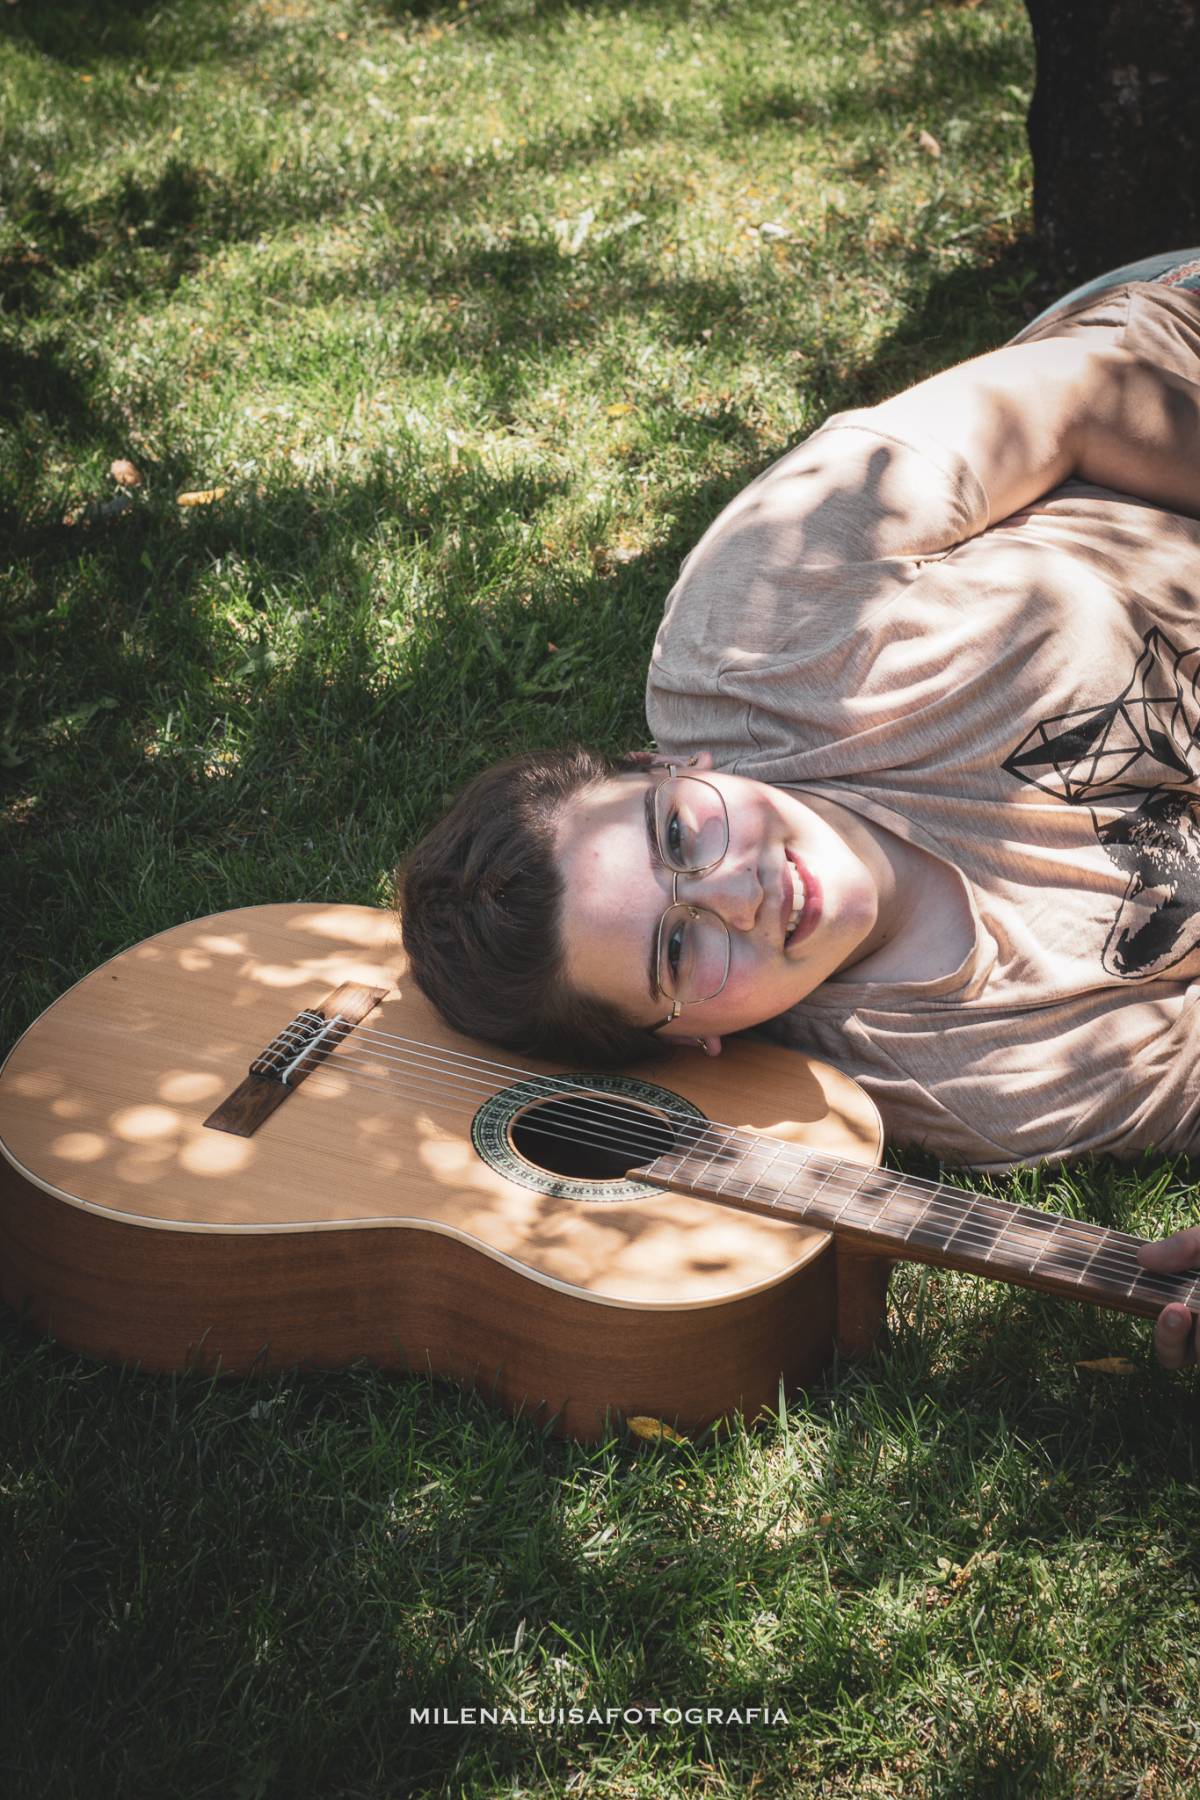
[1137,1228,1200,1369]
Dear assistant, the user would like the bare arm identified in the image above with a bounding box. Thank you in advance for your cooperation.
[866,338,1200,531]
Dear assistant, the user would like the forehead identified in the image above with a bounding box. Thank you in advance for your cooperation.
[554,774,660,1019]
[554,775,653,918]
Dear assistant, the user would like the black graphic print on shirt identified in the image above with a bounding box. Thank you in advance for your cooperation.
[1003,628,1200,978]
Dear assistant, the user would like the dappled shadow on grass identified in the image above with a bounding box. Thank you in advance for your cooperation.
[0,0,261,70]
[0,232,1043,1033]
[841,232,1053,398]
[3,1283,1194,1797]
[351,210,1042,435]
[369,0,728,32]
[1,153,355,318]
[0,1318,786,1791]
[734,15,1030,134]
[0,0,1034,325]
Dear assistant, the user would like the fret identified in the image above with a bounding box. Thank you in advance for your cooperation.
[777,1152,859,1225]
[840,1166,935,1246]
[679,1123,739,1196]
[653,1115,715,1188]
[1067,1222,1110,1293]
[825,1160,871,1226]
[1121,1250,1200,1311]
[647,1130,690,1189]
[1026,1214,1117,1289]
[712,1131,785,1201]
[1131,1265,1200,1308]
[873,1172,946,1252]
[723,1135,792,1208]
[923,1181,977,1258]
[982,1202,1017,1266]
[636,1122,1200,1326]
[1179,1273,1200,1309]
[841,1166,913,1238]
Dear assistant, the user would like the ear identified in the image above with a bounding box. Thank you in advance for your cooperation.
[657,1024,723,1057]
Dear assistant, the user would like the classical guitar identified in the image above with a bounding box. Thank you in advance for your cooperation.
[1,904,1195,1440]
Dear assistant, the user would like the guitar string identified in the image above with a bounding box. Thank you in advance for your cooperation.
[296,1032,1183,1285]
[293,1025,1177,1276]
[313,1018,1171,1241]
[288,1040,1197,1301]
[310,1050,1198,1304]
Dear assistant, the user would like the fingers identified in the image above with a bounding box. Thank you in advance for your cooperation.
[1138,1225,1200,1272]
[1140,1232,1200,1369]
[1154,1303,1198,1371]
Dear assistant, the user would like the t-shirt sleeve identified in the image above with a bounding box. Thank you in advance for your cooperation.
[1014,280,1200,388]
[646,417,989,755]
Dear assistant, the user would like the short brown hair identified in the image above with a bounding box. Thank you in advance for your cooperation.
[398,748,664,1066]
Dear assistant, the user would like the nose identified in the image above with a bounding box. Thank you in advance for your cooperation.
[677,858,762,933]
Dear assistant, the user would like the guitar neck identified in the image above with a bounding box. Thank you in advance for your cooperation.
[637,1128,1200,1321]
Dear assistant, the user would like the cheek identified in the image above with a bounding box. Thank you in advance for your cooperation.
[706,960,791,1031]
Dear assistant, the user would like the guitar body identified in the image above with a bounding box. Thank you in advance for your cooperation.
[0,904,885,1439]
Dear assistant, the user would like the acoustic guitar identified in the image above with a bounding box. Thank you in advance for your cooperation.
[1,904,1195,1440]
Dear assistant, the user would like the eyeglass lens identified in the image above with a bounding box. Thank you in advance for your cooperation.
[653,776,729,873]
[656,903,732,1005]
[653,777,732,1004]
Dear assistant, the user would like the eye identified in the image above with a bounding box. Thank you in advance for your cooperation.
[664,807,684,861]
[661,915,689,989]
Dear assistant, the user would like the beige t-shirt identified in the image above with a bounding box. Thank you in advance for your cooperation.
[645,284,1200,1170]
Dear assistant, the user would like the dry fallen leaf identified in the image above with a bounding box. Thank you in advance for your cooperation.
[605,402,635,418]
[176,486,228,507]
[918,129,942,158]
[1075,1356,1138,1375]
[626,1415,688,1444]
[110,458,142,487]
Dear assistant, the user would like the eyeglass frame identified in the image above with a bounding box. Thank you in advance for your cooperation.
[650,763,733,1022]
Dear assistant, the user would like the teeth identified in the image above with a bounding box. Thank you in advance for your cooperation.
[785,862,806,937]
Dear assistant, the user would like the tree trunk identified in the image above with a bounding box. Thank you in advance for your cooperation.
[1024,0,1200,286]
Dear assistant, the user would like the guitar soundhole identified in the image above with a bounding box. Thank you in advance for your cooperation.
[471,1072,705,1203]
[509,1094,676,1182]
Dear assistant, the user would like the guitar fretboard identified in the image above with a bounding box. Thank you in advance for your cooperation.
[638,1127,1200,1320]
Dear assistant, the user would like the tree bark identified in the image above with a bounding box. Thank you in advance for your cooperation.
[1024,0,1200,286]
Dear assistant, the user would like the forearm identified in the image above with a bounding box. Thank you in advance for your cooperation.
[865,338,1200,534]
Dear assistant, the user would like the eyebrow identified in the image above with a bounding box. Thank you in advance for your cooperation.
[643,785,661,1004]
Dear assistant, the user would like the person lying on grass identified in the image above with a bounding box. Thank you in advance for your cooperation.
[400,252,1200,1366]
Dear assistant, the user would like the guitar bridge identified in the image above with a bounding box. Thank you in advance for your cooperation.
[251,1009,351,1085]
[204,981,388,1136]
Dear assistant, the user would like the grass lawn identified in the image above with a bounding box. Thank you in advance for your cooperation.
[3,1,1200,1795]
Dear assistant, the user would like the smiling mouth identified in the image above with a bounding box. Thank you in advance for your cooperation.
[783,850,822,948]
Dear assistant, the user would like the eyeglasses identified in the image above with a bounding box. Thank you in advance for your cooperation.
[651,766,732,1020]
